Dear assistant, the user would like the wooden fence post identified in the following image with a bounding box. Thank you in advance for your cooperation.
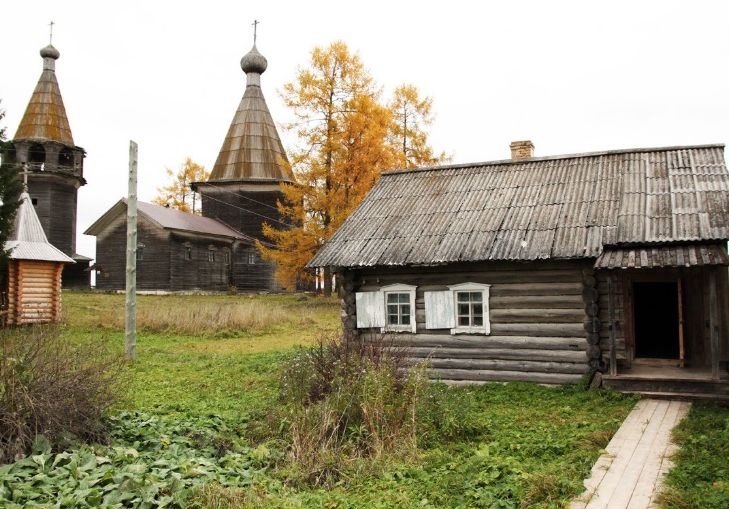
[125,141,138,360]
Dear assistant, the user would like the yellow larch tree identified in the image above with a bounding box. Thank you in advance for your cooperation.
[152,158,210,214]
[389,84,448,168]
[257,42,397,294]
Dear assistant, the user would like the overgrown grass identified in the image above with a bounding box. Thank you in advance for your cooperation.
[0,290,641,508]
[657,403,729,509]
[64,291,338,338]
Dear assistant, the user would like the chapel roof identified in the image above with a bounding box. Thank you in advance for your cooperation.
[5,191,75,263]
[309,144,729,268]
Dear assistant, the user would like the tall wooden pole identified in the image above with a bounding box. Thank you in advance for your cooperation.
[125,140,138,360]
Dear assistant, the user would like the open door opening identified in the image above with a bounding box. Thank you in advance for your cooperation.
[633,281,680,360]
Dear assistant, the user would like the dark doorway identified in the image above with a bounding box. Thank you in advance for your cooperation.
[633,282,680,359]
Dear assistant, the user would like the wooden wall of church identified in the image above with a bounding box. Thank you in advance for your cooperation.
[27,176,78,257]
[168,234,233,292]
[232,245,279,292]
[200,188,287,242]
[95,214,171,290]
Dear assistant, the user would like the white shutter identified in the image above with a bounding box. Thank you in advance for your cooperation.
[424,290,455,329]
[355,291,385,328]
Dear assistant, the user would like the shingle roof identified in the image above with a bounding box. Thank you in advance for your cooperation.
[4,192,75,263]
[85,200,250,241]
[309,144,729,268]
[595,243,729,269]
[14,45,74,146]
[208,45,292,183]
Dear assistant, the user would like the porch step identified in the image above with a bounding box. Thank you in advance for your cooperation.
[603,375,729,399]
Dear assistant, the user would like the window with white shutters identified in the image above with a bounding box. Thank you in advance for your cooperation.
[355,284,416,332]
[425,283,490,334]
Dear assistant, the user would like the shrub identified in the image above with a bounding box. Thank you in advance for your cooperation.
[0,325,126,463]
[277,333,426,486]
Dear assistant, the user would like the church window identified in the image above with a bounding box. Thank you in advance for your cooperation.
[28,143,45,166]
[137,243,145,261]
[184,245,192,260]
[224,250,231,264]
[247,251,256,265]
[59,147,74,168]
[208,249,215,262]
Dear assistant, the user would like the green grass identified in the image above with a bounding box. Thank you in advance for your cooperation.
[0,290,642,508]
[657,404,729,509]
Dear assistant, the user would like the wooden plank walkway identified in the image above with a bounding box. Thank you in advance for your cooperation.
[570,399,691,509]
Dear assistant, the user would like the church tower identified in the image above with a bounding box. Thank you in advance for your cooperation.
[3,43,89,285]
[194,37,293,291]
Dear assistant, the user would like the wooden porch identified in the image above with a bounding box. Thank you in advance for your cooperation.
[603,364,729,402]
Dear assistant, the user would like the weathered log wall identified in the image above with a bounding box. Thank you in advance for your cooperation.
[342,260,593,384]
[169,233,233,291]
[231,245,280,292]
[95,214,171,290]
[27,175,78,257]
[6,260,63,325]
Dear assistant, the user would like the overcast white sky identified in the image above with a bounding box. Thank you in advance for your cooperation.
[2,0,728,260]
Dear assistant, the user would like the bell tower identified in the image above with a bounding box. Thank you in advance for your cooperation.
[5,43,86,259]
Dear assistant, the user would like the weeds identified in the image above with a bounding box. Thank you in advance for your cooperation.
[658,403,729,509]
[0,325,126,464]
[277,333,426,486]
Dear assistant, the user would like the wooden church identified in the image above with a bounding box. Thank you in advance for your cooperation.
[87,41,292,292]
[1,43,91,287]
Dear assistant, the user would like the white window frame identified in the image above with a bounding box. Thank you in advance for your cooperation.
[382,284,417,333]
[448,282,491,335]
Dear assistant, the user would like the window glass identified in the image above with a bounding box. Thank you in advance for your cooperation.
[185,246,192,260]
[208,250,215,262]
[456,291,486,327]
[385,292,411,327]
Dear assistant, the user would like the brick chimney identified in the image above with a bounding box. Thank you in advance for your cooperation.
[510,140,534,160]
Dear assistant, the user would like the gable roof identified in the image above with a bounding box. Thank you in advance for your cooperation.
[309,144,729,268]
[4,192,75,263]
[84,199,250,241]
[14,45,75,146]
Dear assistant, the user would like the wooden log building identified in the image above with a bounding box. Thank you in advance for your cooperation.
[309,142,729,398]
[85,200,264,291]
[3,191,75,325]
[1,43,92,287]
[86,42,291,292]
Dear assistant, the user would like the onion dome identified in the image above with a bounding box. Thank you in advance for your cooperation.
[240,45,268,75]
[40,44,60,60]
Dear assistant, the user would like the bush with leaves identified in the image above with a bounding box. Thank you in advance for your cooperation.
[0,326,127,464]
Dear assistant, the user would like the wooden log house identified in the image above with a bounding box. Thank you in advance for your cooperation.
[309,142,729,398]
[3,192,74,325]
